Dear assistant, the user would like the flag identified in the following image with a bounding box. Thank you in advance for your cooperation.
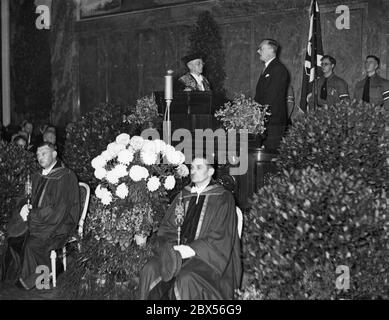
[300,0,324,112]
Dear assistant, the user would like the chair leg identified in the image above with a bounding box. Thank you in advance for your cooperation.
[62,247,67,271]
[50,250,57,288]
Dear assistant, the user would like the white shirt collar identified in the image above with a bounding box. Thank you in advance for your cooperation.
[264,57,276,70]
[190,182,211,204]
[190,73,205,91]
[190,183,208,195]
[42,161,57,176]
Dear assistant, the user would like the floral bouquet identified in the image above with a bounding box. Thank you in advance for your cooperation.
[91,133,189,243]
[123,95,162,129]
[130,203,154,237]
[215,93,270,135]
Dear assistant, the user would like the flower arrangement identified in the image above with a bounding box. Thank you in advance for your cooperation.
[130,203,154,236]
[124,95,162,129]
[215,93,270,135]
[91,133,189,237]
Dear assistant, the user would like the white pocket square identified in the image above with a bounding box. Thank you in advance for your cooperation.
[265,74,270,78]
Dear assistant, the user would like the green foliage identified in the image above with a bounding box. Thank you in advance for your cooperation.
[59,196,154,300]
[215,93,270,134]
[241,100,389,299]
[124,95,162,131]
[188,11,226,93]
[0,141,39,230]
[242,167,389,299]
[277,101,389,194]
[63,100,162,189]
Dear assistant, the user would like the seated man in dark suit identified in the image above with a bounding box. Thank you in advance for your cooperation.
[0,142,80,289]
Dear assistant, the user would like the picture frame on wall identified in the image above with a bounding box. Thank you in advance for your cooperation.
[80,0,122,19]
[79,0,209,19]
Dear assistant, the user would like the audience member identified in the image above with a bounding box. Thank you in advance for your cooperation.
[12,135,27,149]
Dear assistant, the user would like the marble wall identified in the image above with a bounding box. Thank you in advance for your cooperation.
[49,0,389,124]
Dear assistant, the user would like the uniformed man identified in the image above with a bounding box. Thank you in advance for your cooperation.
[354,55,389,107]
[309,55,349,108]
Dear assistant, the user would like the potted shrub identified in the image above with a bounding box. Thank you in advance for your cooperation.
[215,93,270,143]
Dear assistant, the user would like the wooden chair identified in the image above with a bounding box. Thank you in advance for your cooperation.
[236,206,243,238]
[50,182,90,288]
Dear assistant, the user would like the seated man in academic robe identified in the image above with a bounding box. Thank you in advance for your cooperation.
[140,157,242,300]
[0,141,80,290]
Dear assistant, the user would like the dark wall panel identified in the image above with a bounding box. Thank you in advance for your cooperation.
[222,20,252,99]
[70,0,389,118]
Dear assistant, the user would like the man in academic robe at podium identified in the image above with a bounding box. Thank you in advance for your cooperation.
[178,53,211,92]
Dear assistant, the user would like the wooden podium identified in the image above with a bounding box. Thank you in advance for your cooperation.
[154,91,220,132]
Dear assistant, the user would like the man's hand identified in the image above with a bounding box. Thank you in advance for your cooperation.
[20,204,32,221]
[173,245,195,259]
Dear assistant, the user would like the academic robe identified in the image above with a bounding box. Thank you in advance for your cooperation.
[178,73,211,92]
[0,161,80,289]
[140,183,242,300]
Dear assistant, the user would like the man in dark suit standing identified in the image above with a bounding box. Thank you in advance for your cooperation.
[254,39,290,153]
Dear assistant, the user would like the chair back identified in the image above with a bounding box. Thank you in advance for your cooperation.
[78,182,90,239]
[236,206,243,238]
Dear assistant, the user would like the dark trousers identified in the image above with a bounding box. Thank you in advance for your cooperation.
[262,124,287,154]
[1,234,27,283]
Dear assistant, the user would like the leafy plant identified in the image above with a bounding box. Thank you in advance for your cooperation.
[277,100,389,194]
[63,99,163,190]
[124,94,162,131]
[241,166,389,300]
[215,93,270,134]
[0,141,39,230]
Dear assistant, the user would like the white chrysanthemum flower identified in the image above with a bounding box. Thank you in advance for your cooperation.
[166,150,185,165]
[94,167,107,180]
[100,190,113,205]
[153,139,167,155]
[113,164,128,179]
[127,145,135,153]
[141,140,157,154]
[129,165,149,182]
[106,170,119,184]
[101,150,114,162]
[130,136,144,151]
[147,176,161,192]
[117,149,134,165]
[91,155,106,169]
[177,151,185,165]
[176,164,189,177]
[141,151,158,166]
[107,142,126,158]
[95,184,103,198]
[164,145,175,157]
[115,183,129,199]
[115,133,130,146]
[164,175,176,190]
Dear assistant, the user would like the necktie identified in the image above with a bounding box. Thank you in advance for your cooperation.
[320,78,327,100]
[362,76,370,103]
